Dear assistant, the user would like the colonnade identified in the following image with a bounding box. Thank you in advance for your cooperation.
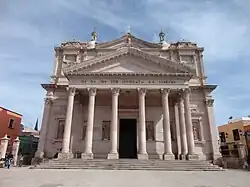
[37,87,198,160]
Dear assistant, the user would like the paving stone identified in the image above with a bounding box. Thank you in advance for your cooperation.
[0,168,249,187]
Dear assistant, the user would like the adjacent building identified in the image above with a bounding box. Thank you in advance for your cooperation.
[0,107,22,151]
[35,31,221,161]
[218,117,250,149]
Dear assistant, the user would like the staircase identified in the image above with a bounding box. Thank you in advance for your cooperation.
[30,159,224,171]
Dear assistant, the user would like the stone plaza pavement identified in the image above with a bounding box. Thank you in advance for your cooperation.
[0,168,249,187]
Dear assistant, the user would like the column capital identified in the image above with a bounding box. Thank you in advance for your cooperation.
[160,88,170,96]
[111,88,120,96]
[67,87,76,96]
[184,88,191,95]
[177,97,184,107]
[205,98,214,107]
[87,88,97,96]
[44,98,53,105]
[137,88,147,96]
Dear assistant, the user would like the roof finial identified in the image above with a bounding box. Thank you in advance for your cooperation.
[159,29,165,43]
[91,28,97,41]
[127,25,131,34]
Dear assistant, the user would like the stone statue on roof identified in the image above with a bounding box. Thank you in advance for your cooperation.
[91,28,97,41]
[159,29,165,43]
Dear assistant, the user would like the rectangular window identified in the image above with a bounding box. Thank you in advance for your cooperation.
[65,54,77,61]
[181,55,193,63]
[56,119,65,139]
[8,119,15,129]
[192,119,200,141]
[146,121,155,141]
[102,121,110,140]
[219,132,226,142]
[233,129,240,141]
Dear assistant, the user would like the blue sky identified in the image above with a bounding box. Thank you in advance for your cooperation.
[0,0,249,128]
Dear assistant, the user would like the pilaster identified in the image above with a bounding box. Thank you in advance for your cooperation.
[205,98,221,161]
[35,93,53,159]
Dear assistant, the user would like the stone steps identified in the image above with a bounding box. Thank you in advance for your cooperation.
[31,159,224,171]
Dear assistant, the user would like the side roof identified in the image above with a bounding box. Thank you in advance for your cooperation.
[0,106,23,117]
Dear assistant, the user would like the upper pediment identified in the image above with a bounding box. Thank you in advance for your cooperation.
[96,33,161,49]
[64,47,194,75]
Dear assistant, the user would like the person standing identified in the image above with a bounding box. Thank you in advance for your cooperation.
[18,153,24,167]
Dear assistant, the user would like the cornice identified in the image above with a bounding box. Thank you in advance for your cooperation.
[190,84,217,92]
[66,72,193,78]
[41,84,67,90]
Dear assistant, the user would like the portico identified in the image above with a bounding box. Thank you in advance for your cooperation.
[55,71,198,160]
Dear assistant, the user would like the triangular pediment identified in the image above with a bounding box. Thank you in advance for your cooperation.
[81,55,169,73]
[64,47,193,75]
[96,33,161,49]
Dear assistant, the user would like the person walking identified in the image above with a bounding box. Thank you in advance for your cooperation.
[18,153,24,167]
[6,152,13,169]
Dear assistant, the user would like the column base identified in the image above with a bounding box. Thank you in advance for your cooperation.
[107,153,119,160]
[81,153,94,160]
[35,151,44,159]
[186,154,199,160]
[163,153,175,160]
[137,153,148,160]
[58,152,74,159]
[179,154,187,160]
[197,153,207,160]
[175,154,181,160]
[213,153,222,161]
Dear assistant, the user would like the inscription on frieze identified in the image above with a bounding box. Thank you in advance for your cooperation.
[80,79,177,85]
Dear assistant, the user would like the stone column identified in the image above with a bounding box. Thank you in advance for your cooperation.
[174,102,181,159]
[137,88,148,160]
[205,98,221,161]
[161,88,174,160]
[60,87,76,159]
[82,88,97,160]
[0,135,9,159]
[35,93,53,158]
[183,88,198,160]
[108,88,120,159]
[198,118,205,142]
[12,137,20,167]
[178,94,188,160]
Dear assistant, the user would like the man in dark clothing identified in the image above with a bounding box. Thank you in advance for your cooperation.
[6,152,13,169]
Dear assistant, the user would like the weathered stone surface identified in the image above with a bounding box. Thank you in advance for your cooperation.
[81,153,94,160]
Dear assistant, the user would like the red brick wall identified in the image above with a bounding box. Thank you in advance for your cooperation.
[0,107,22,148]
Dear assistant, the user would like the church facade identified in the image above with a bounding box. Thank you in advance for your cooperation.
[35,31,221,161]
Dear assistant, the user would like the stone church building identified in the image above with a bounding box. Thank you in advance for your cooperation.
[35,30,221,161]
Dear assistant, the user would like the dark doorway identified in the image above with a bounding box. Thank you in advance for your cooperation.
[119,119,137,159]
